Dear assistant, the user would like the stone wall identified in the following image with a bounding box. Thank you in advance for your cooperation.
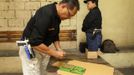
[0,0,77,31]
[0,0,77,50]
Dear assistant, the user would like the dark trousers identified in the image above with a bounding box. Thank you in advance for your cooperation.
[86,32,102,51]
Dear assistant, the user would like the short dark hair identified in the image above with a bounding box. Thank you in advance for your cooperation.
[84,0,98,6]
[60,0,80,10]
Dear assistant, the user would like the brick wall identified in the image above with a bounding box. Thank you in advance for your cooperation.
[0,0,77,31]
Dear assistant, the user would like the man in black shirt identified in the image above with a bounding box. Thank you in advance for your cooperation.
[19,0,80,75]
[82,0,102,58]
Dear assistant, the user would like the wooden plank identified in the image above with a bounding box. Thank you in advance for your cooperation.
[60,37,76,41]
[60,30,76,33]
[0,30,76,42]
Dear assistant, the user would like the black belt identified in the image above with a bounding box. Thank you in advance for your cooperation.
[86,29,102,40]
[86,29,101,33]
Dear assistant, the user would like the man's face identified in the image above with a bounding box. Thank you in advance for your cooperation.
[59,4,78,20]
[87,1,95,10]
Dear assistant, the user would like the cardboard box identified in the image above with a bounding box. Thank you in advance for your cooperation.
[57,60,114,75]
[86,49,98,59]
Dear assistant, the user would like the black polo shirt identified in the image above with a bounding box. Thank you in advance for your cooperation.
[22,2,61,46]
[82,7,102,32]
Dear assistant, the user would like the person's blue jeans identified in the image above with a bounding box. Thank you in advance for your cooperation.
[86,32,102,51]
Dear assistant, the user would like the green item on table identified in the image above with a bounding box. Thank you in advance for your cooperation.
[59,63,86,75]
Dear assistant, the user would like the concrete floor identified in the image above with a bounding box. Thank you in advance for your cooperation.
[101,52,134,68]
[0,57,57,75]
[0,49,134,75]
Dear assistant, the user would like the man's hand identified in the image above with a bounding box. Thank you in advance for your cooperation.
[57,48,63,51]
[54,50,66,59]
[33,43,66,59]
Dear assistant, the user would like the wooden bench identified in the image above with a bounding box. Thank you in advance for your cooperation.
[0,30,76,43]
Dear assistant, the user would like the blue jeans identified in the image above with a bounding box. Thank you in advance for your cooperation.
[86,32,102,51]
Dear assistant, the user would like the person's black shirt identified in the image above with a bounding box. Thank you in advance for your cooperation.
[82,7,102,32]
[22,2,61,46]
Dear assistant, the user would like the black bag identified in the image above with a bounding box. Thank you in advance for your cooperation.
[101,39,119,53]
[79,42,87,53]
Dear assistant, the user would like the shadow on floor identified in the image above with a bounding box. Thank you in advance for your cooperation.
[117,68,134,75]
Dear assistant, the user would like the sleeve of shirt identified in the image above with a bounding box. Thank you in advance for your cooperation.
[54,33,59,41]
[82,10,97,32]
[53,27,60,42]
[29,10,51,46]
